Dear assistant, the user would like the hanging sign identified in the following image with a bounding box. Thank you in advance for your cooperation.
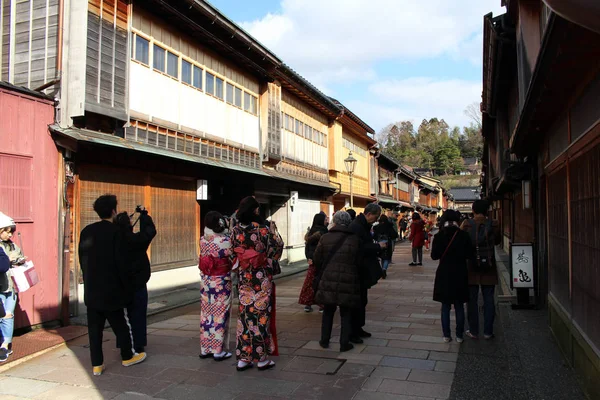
[511,243,534,289]
[196,179,208,200]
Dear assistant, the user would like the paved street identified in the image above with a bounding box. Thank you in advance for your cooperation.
[0,243,461,400]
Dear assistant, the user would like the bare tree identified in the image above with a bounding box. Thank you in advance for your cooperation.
[464,102,482,130]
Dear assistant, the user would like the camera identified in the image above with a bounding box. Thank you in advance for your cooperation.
[135,205,144,213]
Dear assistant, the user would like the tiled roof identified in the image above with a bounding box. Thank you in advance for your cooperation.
[450,187,481,201]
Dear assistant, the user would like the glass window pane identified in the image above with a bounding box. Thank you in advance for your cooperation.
[215,77,224,100]
[206,72,215,94]
[234,87,242,107]
[135,35,149,64]
[166,52,178,78]
[295,119,300,135]
[181,60,192,84]
[153,45,165,71]
[299,122,304,137]
[193,66,202,90]
[244,92,251,112]
[226,83,234,104]
[251,96,257,115]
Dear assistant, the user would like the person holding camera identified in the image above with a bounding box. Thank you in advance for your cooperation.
[374,214,399,279]
[0,212,24,363]
[79,195,146,376]
[198,211,234,361]
[231,196,284,372]
[115,206,156,354]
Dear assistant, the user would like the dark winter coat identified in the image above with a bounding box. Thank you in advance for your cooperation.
[409,220,426,248]
[461,216,501,286]
[79,220,132,311]
[120,213,157,289]
[374,221,399,261]
[304,226,327,261]
[349,214,382,288]
[0,247,9,274]
[313,225,362,308]
[431,226,473,304]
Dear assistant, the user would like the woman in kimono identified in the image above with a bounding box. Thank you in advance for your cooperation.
[298,212,328,312]
[231,196,284,372]
[199,211,234,361]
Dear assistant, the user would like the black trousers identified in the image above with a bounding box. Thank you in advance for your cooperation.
[87,307,134,367]
[127,286,148,352]
[351,285,369,335]
[321,305,352,345]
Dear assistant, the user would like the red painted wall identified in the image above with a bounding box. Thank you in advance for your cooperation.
[0,86,59,328]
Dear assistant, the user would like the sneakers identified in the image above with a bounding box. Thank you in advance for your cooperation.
[484,334,495,340]
[409,262,417,266]
[304,306,312,313]
[0,348,8,363]
[382,270,387,279]
[417,263,423,266]
[318,307,324,313]
[443,337,452,343]
[92,365,105,376]
[122,352,147,367]
[456,337,464,343]
[465,330,478,339]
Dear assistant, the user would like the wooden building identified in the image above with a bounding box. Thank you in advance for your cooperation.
[481,1,600,396]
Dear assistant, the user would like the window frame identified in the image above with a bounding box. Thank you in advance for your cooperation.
[234,87,242,108]
[181,59,192,85]
[166,51,178,78]
[153,44,166,72]
[226,82,234,105]
[134,34,150,65]
[206,72,215,96]
[193,65,203,90]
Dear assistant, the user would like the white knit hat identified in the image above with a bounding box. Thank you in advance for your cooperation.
[0,212,16,230]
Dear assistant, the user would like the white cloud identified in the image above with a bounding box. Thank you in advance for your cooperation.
[353,77,482,131]
[238,0,503,130]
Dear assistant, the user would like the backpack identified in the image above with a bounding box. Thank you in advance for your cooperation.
[469,220,494,271]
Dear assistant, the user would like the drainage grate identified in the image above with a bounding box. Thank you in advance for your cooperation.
[282,355,346,375]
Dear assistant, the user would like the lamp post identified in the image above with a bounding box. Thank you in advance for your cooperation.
[344,151,358,208]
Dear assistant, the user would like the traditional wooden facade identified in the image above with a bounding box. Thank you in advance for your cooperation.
[482,2,600,396]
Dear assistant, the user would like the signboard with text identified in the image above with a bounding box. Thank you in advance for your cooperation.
[511,243,534,289]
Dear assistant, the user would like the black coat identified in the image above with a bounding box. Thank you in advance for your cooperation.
[349,214,382,288]
[121,214,157,289]
[374,221,398,261]
[313,226,362,308]
[304,226,327,260]
[79,220,132,311]
[431,226,473,304]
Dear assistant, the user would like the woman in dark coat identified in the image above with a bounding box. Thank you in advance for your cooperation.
[431,210,473,343]
[299,213,328,312]
[313,211,362,352]
[373,214,398,279]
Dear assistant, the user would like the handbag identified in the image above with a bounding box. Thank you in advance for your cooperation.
[10,260,39,293]
[312,233,350,292]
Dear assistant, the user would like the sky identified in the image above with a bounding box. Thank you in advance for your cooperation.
[209,0,506,133]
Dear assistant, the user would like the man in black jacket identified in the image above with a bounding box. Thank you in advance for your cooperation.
[115,208,156,354]
[79,195,146,376]
[349,203,386,343]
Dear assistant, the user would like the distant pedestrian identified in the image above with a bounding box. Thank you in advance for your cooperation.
[198,211,234,361]
[314,211,362,352]
[114,207,156,354]
[424,219,434,251]
[349,203,386,343]
[231,196,284,372]
[461,200,501,340]
[0,212,23,363]
[399,216,408,241]
[408,213,425,266]
[374,214,398,279]
[78,195,146,376]
[432,210,473,343]
[346,209,356,221]
[299,213,328,312]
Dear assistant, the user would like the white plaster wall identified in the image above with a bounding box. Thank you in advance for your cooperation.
[129,63,259,149]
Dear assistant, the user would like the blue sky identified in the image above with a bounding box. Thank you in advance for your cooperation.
[210,0,505,134]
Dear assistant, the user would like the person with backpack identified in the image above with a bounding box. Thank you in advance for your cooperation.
[432,210,473,343]
[374,214,399,279]
[461,200,501,340]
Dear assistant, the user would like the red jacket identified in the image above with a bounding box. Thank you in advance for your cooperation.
[409,220,426,248]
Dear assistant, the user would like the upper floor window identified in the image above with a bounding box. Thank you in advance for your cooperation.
[135,35,149,65]
[181,60,192,85]
[166,52,178,78]
[215,77,224,100]
[206,72,215,95]
[153,44,165,71]
[343,137,367,157]
[234,87,242,108]
[244,92,257,115]
[193,66,203,90]
[226,83,234,105]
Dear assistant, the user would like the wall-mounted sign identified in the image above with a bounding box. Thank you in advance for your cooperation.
[290,191,299,208]
[197,179,208,200]
[511,243,534,289]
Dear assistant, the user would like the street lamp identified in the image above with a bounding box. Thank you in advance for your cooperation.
[344,151,358,208]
